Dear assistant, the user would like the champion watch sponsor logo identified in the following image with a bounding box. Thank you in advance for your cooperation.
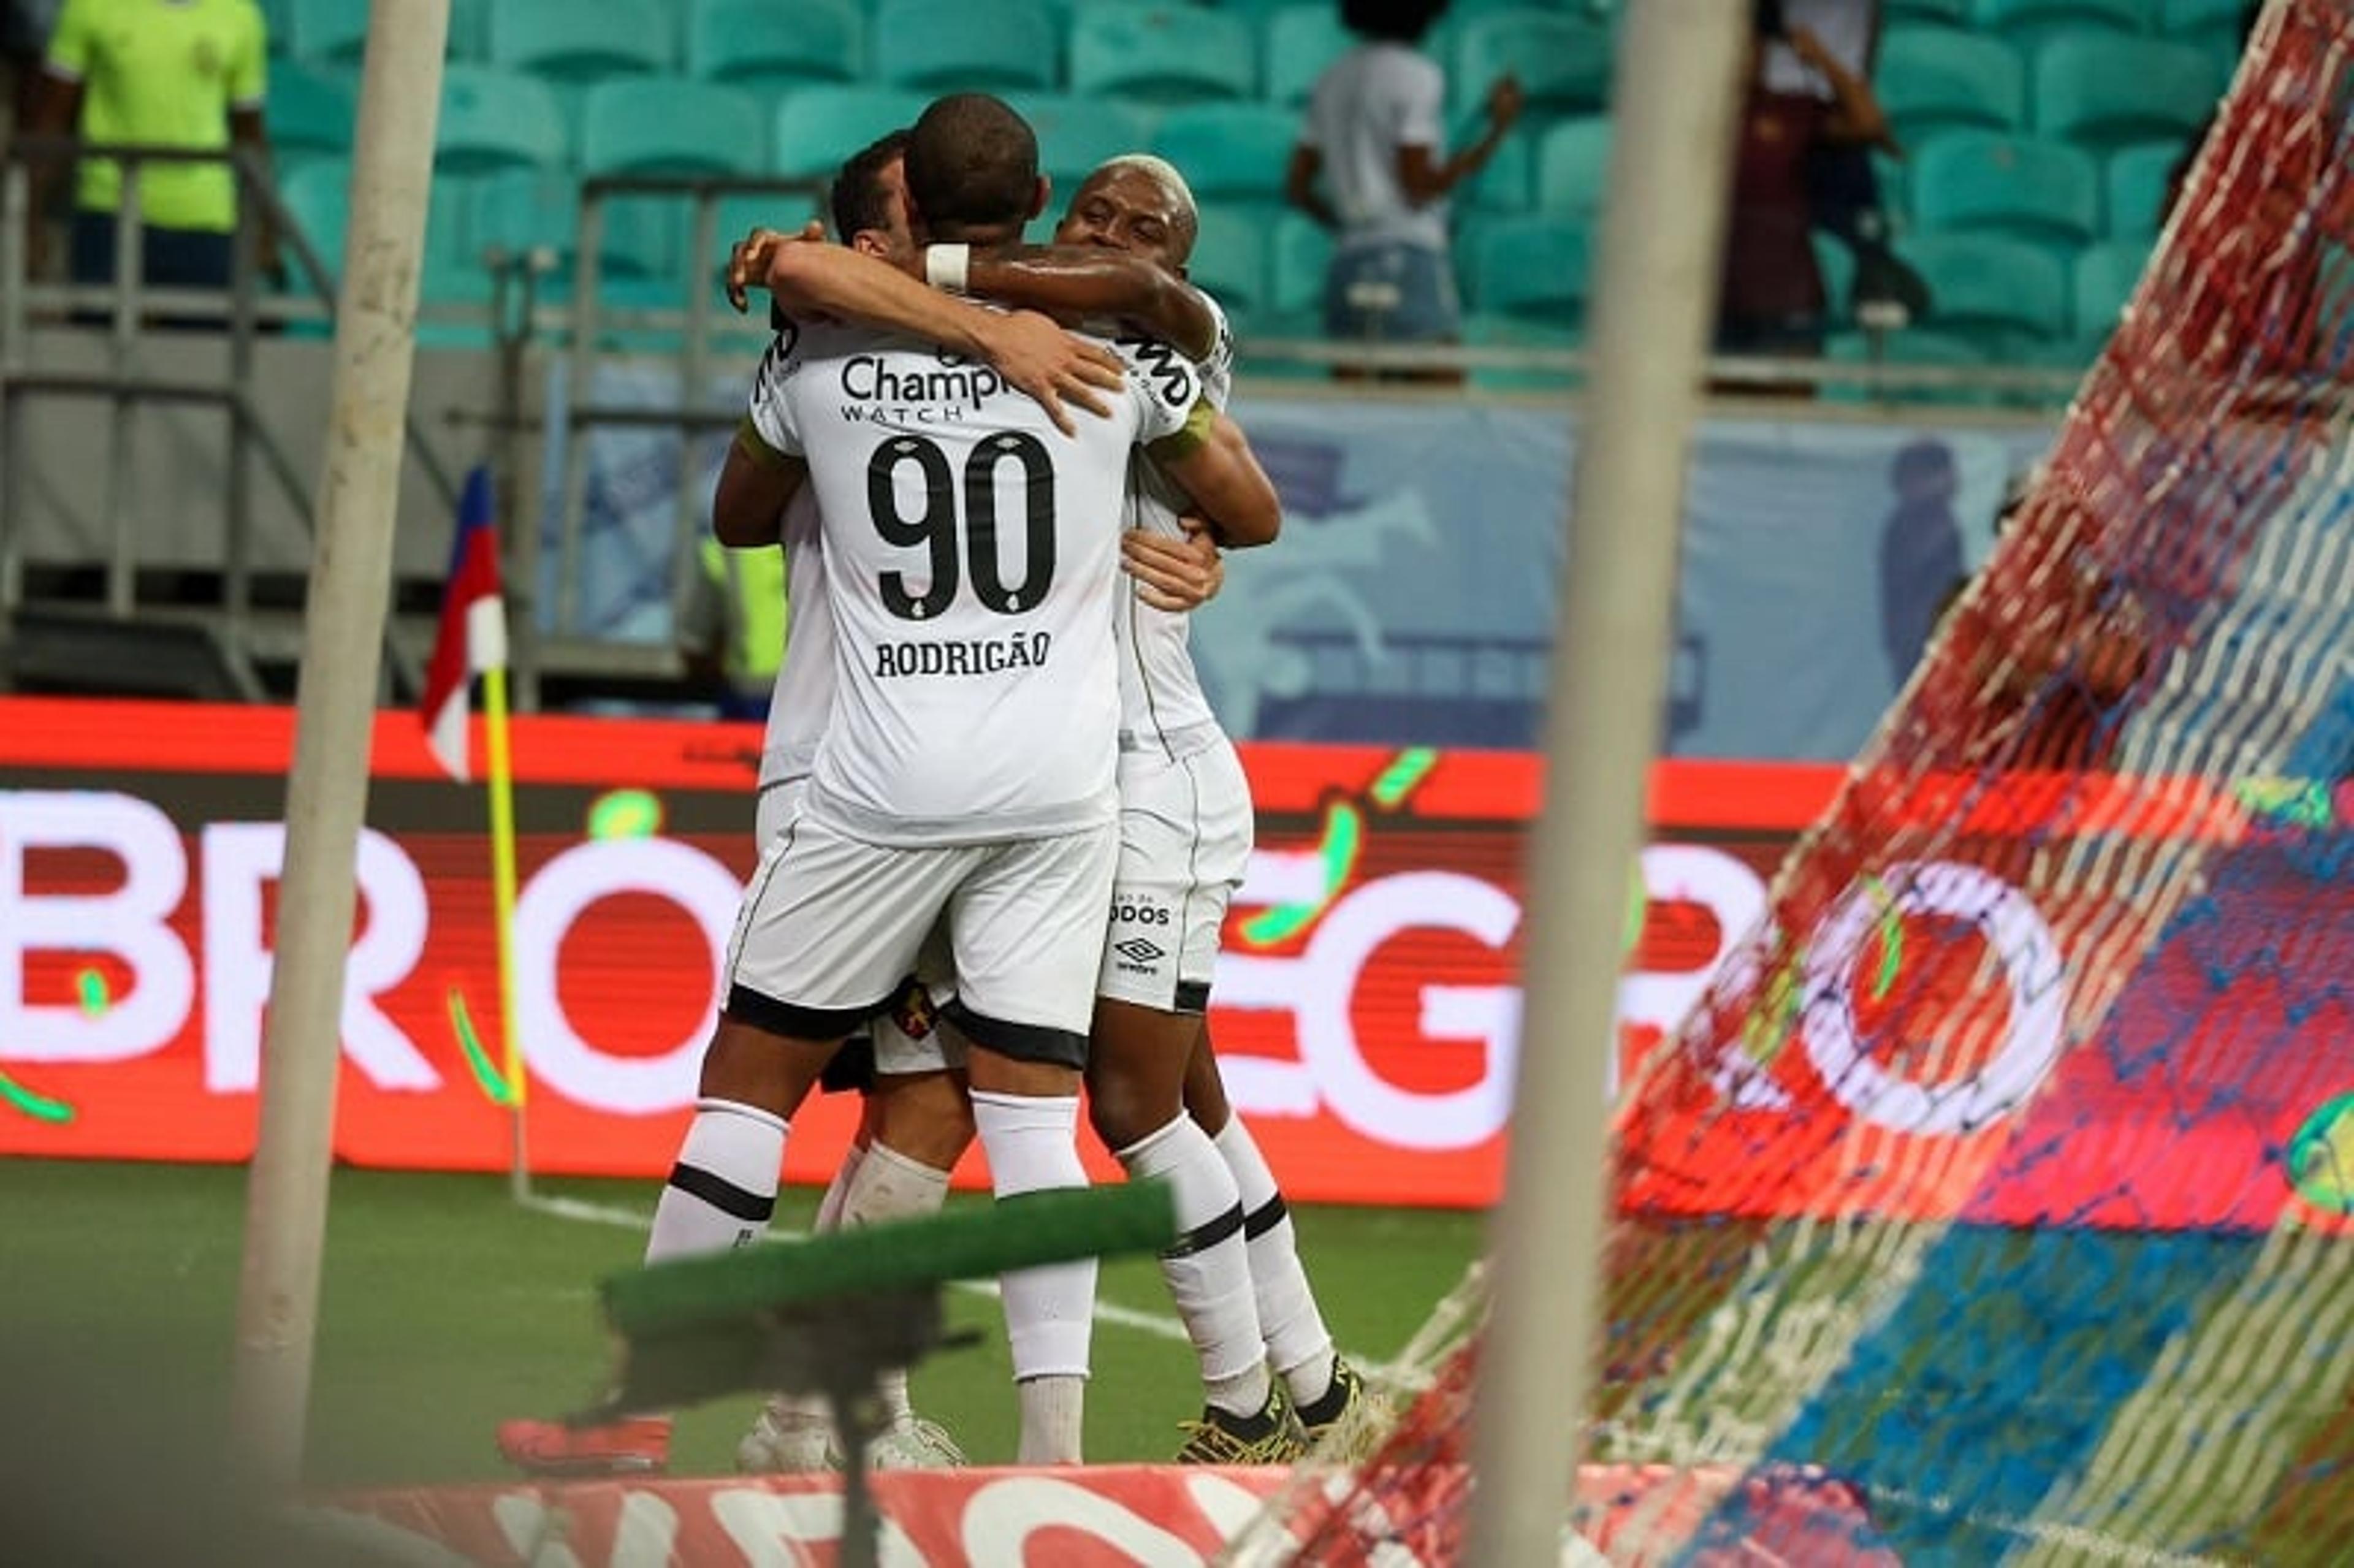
[1111,937,1166,967]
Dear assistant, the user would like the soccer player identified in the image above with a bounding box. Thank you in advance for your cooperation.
[727,156,1385,1463]
[499,92,1280,1474]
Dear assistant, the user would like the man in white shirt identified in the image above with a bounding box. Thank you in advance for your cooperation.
[1284,0,1521,356]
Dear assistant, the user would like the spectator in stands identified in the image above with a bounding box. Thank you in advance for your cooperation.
[2,1,62,136]
[1283,0,1520,378]
[678,535,785,721]
[24,0,277,300]
[1717,0,1894,360]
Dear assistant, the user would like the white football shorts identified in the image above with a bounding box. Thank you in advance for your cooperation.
[1097,734,1253,1014]
[728,799,1115,1068]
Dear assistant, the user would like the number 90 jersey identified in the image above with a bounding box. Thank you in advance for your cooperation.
[749,318,1200,845]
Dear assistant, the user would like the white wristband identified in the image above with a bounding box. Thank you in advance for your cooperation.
[924,243,971,294]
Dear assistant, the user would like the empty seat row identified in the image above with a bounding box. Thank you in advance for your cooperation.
[1887,0,2253,53]
[1877,27,2225,151]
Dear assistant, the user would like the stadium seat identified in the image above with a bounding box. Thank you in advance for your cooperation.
[688,0,863,96]
[1264,5,1353,108]
[1814,232,1857,327]
[1152,103,1299,212]
[289,0,367,66]
[1532,115,1609,219]
[2034,35,2221,150]
[490,0,674,83]
[278,159,474,289]
[2161,0,2255,59]
[1268,210,1331,328]
[1463,131,1532,215]
[265,61,355,161]
[447,0,492,61]
[2104,140,2183,240]
[1449,10,1610,121]
[771,87,932,181]
[467,169,682,287]
[1884,0,1971,19]
[581,79,768,177]
[1070,4,1257,105]
[1003,93,1157,205]
[436,65,569,175]
[874,0,1059,93]
[1970,0,2149,48]
[1911,131,2099,246]
[1876,28,2025,143]
[257,0,293,52]
[1189,205,1270,325]
[1903,230,2070,347]
[2073,238,2147,343]
[1460,215,1591,324]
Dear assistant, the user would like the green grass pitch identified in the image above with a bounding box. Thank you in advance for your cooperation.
[0,1159,1480,1487]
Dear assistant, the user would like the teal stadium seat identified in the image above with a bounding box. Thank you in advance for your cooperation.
[490,0,674,83]
[1070,5,1257,105]
[2072,238,2146,344]
[1449,10,1610,121]
[874,0,1059,93]
[1813,232,1857,327]
[1460,215,1591,325]
[1462,130,1531,215]
[2034,34,2220,150]
[581,79,768,177]
[1876,28,2025,143]
[468,170,681,286]
[2162,0,2255,60]
[1534,116,1610,219]
[448,0,491,62]
[1902,230,2070,349]
[1264,5,1352,108]
[1884,0,1970,19]
[278,159,473,290]
[1152,103,1300,213]
[689,0,864,96]
[265,61,354,161]
[1970,0,2149,48]
[1188,205,1270,327]
[2104,141,2182,240]
[771,87,932,181]
[1268,211,1331,332]
[436,65,569,174]
[1911,131,2098,245]
[289,0,365,66]
[1004,93,1157,205]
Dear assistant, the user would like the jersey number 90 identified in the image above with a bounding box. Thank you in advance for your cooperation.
[867,432,1056,620]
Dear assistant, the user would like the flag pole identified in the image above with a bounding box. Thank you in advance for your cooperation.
[482,660,529,1200]
[229,0,451,1497]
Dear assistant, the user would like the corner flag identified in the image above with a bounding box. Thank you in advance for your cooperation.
[422,466,508,781]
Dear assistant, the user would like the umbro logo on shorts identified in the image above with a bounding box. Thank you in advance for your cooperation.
[1112,937,1166,967]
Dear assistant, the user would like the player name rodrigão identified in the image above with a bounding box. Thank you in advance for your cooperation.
[873,630,1051,679]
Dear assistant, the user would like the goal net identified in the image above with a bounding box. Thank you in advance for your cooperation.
[1234,1,2354,1559]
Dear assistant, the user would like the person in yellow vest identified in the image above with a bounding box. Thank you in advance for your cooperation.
[679,535,785,720]
[26,0,277,295]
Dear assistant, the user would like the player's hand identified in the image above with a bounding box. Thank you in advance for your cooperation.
[726,221,825,313]
[1487,75,1525,132]
[976,308,1126,436]
[1122,517,1225,611]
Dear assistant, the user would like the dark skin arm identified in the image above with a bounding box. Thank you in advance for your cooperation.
[712,423,808,547]
[964,245,1219,365]
[229,104,281,277]
[1396,77,1525,207]
[1284,144,1337,229]
[24,75,82,272]
[1151,411,1282,550]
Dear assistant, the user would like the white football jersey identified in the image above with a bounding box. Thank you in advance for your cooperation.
[756,484,829,791]
[750,318,1200,844]
[1119,294,1235,755]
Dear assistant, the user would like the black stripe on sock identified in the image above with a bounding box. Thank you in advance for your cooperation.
[666,1161,775,1224]
[1164,1202,1246,1260]
[1242,1193,1289,1240]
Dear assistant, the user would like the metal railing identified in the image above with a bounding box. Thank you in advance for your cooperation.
[0,135,457,698]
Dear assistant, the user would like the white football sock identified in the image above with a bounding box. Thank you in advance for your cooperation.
[813,1141,867,1235]
[1119,1116,1268,1418]
[1212,1115,1335,1404]
[647,1098,785,1265]
[839,1138,953,1424]
[972,1089,1094,1462]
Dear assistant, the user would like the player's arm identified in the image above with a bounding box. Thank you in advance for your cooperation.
[1148,406,1282,550]
[953,245,1219,365]
[756,238,1124,435]
[1122,521,1225,612]
[712,417,806,547]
